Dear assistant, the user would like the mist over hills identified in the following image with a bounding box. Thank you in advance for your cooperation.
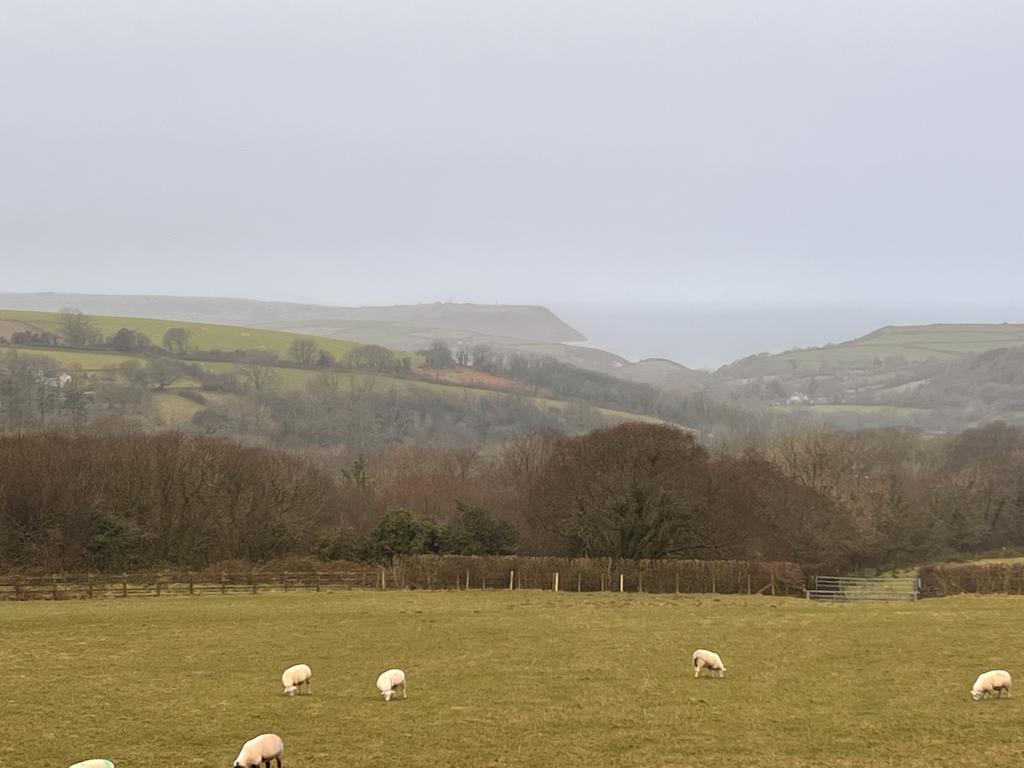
[4,292,1024,432]
[552,301,1024,369]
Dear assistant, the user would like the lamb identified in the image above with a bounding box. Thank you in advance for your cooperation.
[692,649,726,678]
[233,733,284,768]
[281,663,312,696]
[376,668,407,701]
[971,669,1012,700]
[67,761,115,768]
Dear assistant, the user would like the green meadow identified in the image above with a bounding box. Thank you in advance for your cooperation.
[0,308,363,360]
[4,592,1023,767]
[776,323,1024,365]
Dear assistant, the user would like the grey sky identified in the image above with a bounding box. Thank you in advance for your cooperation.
[2,0,1023,312]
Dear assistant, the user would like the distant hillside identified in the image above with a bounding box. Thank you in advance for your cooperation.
[771,323,1024,366]
[0,308,365,360]
[0,307,681,443]
[0,292,643,376]
[710,323,1024,430]
[615,358,709,391]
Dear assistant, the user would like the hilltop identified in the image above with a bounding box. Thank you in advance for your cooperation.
[710,322,1024,430]
[6,295,1024,434]
[0,293,632,372]
[0,307,691,444]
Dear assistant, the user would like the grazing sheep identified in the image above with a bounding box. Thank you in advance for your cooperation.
[233,733,284,768]
[376,668,407,701]
[971,670,1012,701]
[281,663,312,696]
[68,762,114,768]
[692,649,726,679]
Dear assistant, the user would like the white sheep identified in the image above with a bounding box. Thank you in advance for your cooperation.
[376,668,407,701]
[692,649,726,678]
[67,761,114,768]
[971,669,1012,701]
[281,663,312,696]
[233,733,284,768]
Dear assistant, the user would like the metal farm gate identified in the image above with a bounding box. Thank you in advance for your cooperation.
[806,575,920,602]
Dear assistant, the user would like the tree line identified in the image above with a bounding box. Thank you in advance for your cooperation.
[4,420,1021,573]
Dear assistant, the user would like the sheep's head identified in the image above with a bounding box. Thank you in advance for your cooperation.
[971,689,984,701]
[382,689,395,701]
[284,685,297,696]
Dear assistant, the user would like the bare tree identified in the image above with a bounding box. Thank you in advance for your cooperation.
[420,340,455,368]
[162,327,193,354]
[57,307,102,347]
[288,338,320,365]
[146,358,182,389]
[344,344,395,372]
[237,361,278,394]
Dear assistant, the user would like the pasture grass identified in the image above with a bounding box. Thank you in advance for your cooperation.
[0,308,363,360]
[4,592,1024,767]
[775,323,1024,365]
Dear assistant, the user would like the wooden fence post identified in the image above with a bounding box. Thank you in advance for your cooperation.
[509,570,514,590]
[52,577,58,601]
[466,569,470,591]
[619,574,624,593]
[577,572,582,592]
[675,571,680,594]
[638,571,643,593]
[770,572,776,597]
[747,573,751,595]
[13,576,21,599]
[282,573,289,592]
[221,574,226,595]
[189,575,194,595]
[87,576,93,599]
[155,578,161,597]
[123,574,128,598]
[315,573,321,593]
[711,566,716,595]
[554,572,559,592]
[380,568,386,590]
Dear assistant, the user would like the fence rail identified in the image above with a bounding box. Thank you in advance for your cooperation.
[806,575,920,602]
[0,556,807,601]
[0,571,381,601]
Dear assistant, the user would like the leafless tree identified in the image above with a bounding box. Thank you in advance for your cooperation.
[288,337,320,365]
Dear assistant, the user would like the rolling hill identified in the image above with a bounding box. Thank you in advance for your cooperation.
[712,323,1024,430]
[0,307,667,436]
[0,293,635,372]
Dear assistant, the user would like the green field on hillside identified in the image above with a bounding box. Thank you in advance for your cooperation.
[776,323,1024,365]
[2,308,661,428]
[5,592,1023,767]
[0,308,365,360]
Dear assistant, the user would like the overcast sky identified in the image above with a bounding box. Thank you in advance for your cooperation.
[2,0,1022,313]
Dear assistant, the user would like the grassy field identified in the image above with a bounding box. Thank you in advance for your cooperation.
[775,323,1024,365]
[1,308,661,428]
[0,308,365,360]
[5,592,1024,767]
